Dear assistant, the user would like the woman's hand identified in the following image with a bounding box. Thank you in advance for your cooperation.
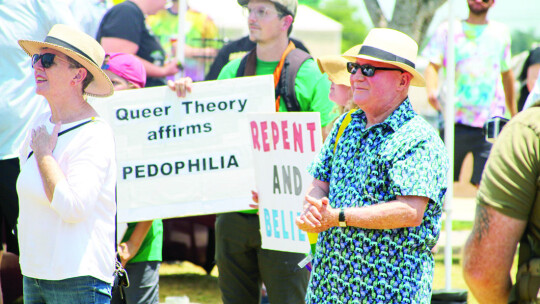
[31,123,60,158]
[168,77,193,98]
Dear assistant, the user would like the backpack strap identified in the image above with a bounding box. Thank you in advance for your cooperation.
[277,48,312,112]
[235,42,311,112]
[236,48,257,78]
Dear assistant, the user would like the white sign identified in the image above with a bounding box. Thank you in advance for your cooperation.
[248,112,322,253]
[89,76,275,222]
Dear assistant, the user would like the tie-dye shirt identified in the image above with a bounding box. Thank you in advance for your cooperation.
[422,20,512,127]
[306,99,449,303]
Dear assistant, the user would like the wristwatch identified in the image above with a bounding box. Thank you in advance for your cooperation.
[339,207,347,227]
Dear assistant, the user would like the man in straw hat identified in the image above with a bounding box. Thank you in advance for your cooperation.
[214,0,336,303]
[17,24,117,302]
[296,28,449,303]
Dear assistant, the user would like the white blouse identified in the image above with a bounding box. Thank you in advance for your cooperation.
[17,113,117,283]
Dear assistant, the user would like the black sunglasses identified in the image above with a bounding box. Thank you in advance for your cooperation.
[31,53,69,69]
[346,62,403,77]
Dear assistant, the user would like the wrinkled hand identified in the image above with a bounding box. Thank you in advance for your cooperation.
[168,77,193,98]
[31,123,60,158]
[296,195,336,233]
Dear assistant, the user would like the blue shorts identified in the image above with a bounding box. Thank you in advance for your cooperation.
[23,275,111,304]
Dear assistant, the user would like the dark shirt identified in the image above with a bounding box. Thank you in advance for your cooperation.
[205,35,309,81]
[96,0,166,87]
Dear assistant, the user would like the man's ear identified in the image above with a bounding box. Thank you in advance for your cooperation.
[282,15,293,32]
[399,72,412,90]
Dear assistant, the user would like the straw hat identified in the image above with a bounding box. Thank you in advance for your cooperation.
[342,28,425,87]
[317,56,350,86]
[18,24,113,97]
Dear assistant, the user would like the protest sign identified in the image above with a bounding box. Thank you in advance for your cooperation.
[89,75,275,222]
[248,112,322,253]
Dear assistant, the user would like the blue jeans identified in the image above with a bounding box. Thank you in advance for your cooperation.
[23,275,112,304]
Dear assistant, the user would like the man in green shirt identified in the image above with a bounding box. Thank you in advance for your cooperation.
[215,0,336,303]
[463,100,540,303]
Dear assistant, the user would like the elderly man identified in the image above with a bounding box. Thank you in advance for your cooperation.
[296,28,449,303]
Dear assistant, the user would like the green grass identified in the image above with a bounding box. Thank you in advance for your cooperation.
[159,256,481,304]
[441,219,474,231]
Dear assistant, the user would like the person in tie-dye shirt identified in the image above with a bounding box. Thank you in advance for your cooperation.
[422,0,516,187]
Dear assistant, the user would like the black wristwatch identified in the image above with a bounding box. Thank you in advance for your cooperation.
[339,207,347,227]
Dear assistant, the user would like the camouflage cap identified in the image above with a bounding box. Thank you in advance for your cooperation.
[238,0,298,18]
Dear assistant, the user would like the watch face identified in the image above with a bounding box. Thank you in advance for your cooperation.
[339,221,347,228]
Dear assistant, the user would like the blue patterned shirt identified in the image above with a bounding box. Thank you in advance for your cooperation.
[307,99,449,303]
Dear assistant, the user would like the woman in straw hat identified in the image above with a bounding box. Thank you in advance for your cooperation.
[16,24,117,303]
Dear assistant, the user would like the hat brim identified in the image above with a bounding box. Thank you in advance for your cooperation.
[343,54,426,87]
[18,40,114,97]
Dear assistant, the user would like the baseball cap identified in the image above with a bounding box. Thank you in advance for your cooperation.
[237,0,297,18]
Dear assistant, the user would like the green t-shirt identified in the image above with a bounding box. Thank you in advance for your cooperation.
[217,56,338,127]
[218,54,338,214]
[477,106,540,241]
[121,219,163,263]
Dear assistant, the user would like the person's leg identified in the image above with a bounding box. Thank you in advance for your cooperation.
[215,213,261,304]
[39,276,112,304]
[259,249,309,304]
[469,127,493,186]
[112,261,160,304]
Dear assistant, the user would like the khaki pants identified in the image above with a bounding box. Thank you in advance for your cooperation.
[215,212,309,304]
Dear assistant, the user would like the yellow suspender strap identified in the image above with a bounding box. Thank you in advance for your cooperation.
[333,109,355,154]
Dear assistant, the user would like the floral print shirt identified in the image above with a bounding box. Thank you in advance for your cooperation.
[422,20,512,127]
[306,99,449,303]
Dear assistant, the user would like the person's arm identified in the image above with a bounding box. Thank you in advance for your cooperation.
[463,204,526,303]
[118,221,153,266]
[425,62,442,112]
[501,69,517,116]
[526,63,540,92]
[100,37,179,78]
[296,178,428,232]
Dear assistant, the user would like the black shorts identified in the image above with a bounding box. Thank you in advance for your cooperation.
[441,124,492,186]
[0,158,20,255]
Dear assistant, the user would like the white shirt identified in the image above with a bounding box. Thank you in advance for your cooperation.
[0,0,78,159]
[17,113,117,283]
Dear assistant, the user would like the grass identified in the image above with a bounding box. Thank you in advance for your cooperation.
[157,219,516,304]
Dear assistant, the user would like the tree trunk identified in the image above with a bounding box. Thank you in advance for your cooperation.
[364,0,446,45]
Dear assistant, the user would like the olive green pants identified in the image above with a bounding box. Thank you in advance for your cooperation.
[215,212,309,304]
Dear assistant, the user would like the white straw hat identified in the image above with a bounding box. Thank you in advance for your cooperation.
[343,28,425,87]
[18,24,114,97]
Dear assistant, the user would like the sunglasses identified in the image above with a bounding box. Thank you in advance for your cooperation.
[31,53,69,69]
[346,62,403,77]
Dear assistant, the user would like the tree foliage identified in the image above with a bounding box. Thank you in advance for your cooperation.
[511,29,540,56]
[308,0,369,52]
